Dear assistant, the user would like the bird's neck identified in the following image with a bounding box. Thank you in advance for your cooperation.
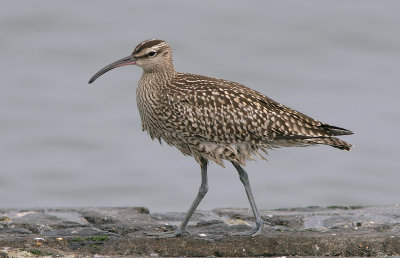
[139,67,176,91]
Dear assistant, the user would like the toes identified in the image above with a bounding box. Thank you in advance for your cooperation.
[145,228,190,238]
[158,232,180,238]
[230,228,257,236]
[230,221,264,236]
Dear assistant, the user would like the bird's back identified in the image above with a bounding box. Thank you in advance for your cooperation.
[148,72,352,166]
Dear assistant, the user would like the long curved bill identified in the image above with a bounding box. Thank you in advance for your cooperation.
[88,55,136,84]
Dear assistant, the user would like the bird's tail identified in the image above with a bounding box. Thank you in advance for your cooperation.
[306,137,353,151]
[321,124,353,136]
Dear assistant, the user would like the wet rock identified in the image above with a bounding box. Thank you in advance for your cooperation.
[0,205,399,257]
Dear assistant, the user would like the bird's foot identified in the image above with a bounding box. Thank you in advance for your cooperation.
[230,219,265,237]
[145,227,191,238]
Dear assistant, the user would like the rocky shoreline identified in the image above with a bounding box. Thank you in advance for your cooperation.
[1,205,399,257]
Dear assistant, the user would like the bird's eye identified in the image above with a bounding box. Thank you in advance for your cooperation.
[148,51,157,57]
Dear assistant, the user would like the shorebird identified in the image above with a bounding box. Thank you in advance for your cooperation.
[88,39,353,237]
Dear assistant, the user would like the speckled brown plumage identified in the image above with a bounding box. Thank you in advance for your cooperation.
[89,39,353,237]
[132,39,353,166]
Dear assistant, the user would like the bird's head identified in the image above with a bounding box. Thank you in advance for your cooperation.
[89,39,174,84]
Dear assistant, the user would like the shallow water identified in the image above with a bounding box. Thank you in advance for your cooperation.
[1,0,399,212]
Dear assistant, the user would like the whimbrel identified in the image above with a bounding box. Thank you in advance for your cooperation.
[88,39,353,237]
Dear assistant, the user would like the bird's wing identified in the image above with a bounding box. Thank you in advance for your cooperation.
[164,73,351,144]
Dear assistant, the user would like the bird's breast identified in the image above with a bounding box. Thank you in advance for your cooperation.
[136,82,164,139]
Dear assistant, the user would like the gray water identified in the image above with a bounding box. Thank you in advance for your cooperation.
[1,1,399,212]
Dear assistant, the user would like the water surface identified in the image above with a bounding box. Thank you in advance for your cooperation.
[1,0,399,211]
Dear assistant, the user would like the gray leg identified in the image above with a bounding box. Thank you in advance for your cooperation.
[178,157,208,230]
[231,162,265,236]
[147,158,208,238]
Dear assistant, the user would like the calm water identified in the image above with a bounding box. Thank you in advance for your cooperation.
[1,1,399,212]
